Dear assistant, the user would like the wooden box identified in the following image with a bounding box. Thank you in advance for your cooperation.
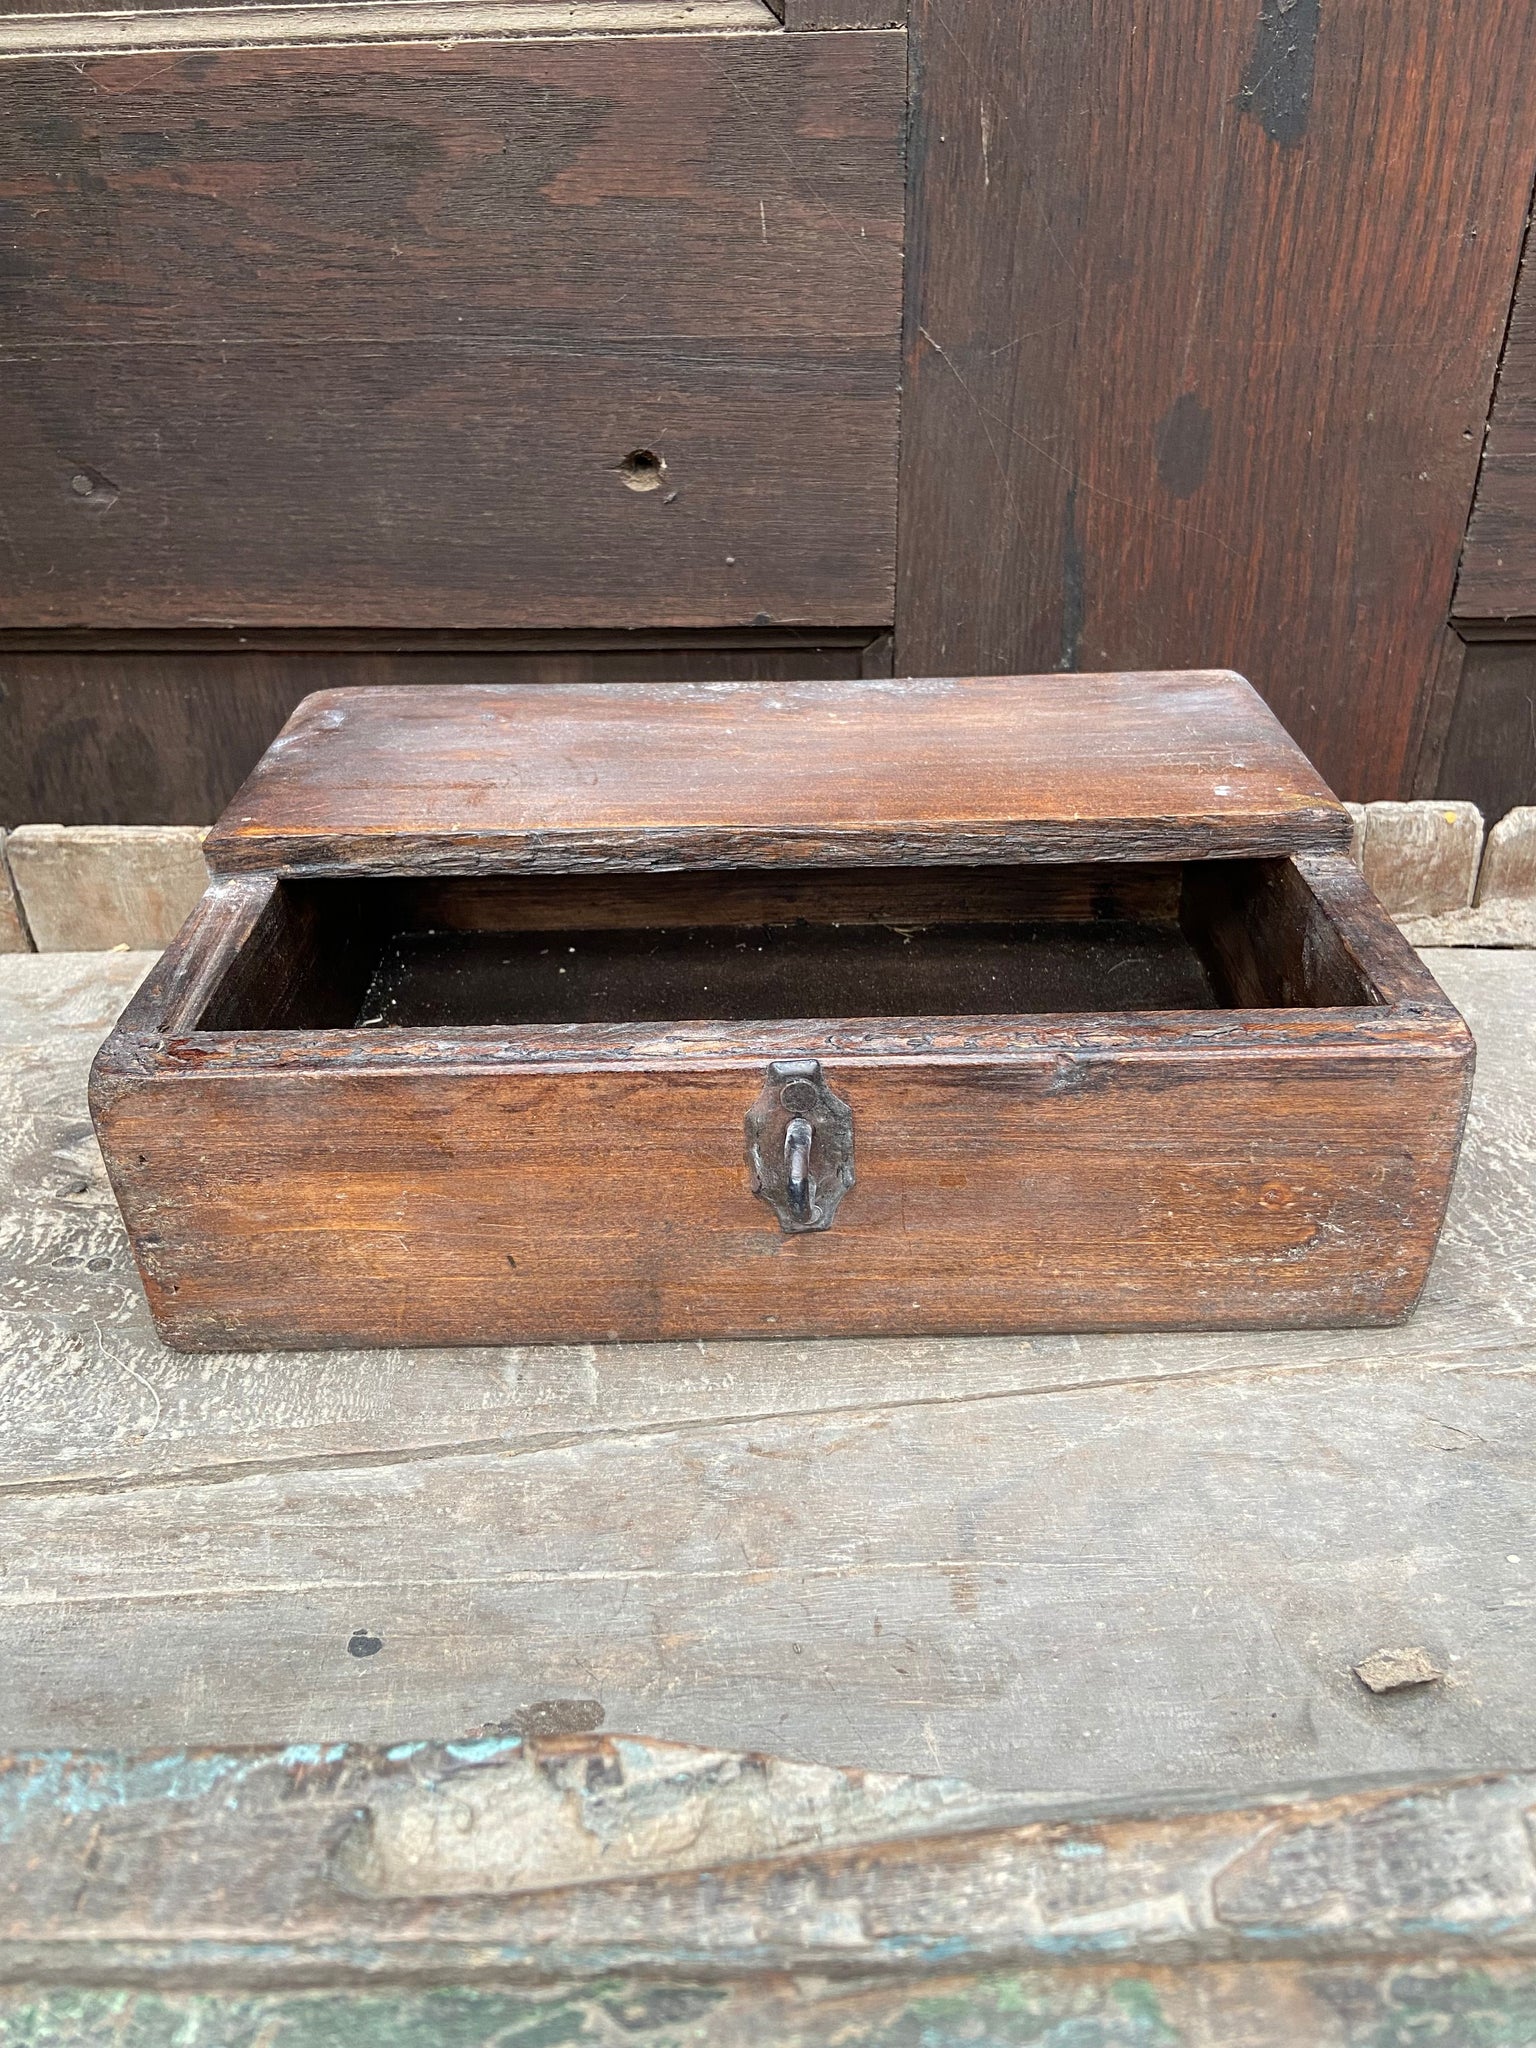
[90,673,1474,1351]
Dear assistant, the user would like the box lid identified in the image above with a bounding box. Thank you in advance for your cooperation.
[204,671,1349,877]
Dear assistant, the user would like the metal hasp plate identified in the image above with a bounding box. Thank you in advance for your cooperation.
[745,1060,855,1234]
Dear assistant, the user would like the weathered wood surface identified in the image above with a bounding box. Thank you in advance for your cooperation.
[203,674,1350,875]
[0,31,902,630]
[1457,238,1536,624]
[0,834,28,952]
[91,852,1472,1348]
[0,0,772,38]
[894,0,1536,798]
[9,1962,1536,2047]
[0,638,873,828]
[6,828,207,952]
[5,1737,1536,1986]
[1,948,1532,1799]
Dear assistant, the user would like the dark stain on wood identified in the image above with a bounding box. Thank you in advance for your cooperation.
[896,0,1536,797]
[1155,393,1215,499]
[1236,0,1320,148]
[1059,484,1085,671]
[201,674,1352,877]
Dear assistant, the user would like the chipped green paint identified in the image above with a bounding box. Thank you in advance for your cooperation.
[1360,1963,1536,2048]
[0,1751,264,1841]
[884,1970,1178,2046]
[1110,1977,1178,2038]
[0,1985,616,2047]
[7,1967,1536,2048]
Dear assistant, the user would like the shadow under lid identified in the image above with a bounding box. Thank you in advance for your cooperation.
[195,859,1383,1032]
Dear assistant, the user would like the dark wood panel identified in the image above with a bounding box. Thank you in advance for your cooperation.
[895,0,1536,799]
[766,0,902,25]
[0,36,902,342]
[0,32,904,629]
[1456,237,1536,622]
[1432,636,1536,819]
[0,344,896,630]
[0,639,873,825]
[202,672,1350,878]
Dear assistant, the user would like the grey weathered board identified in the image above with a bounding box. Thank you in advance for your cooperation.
[1,949,1534,1803]
[6,1740,1536,1996]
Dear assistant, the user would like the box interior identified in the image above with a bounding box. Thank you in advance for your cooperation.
[192,860,1383,1031]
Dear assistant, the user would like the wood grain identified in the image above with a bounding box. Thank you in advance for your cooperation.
[8,1965,1536,2048]
[895,0,1536,798]
[0,944,1527,1800]
[202,673,1351,877]
[0,33,903,630]
[0,0,771,35]
[1432,638,1536,822]
[0,638,874,827]
[90,851,1470,1349]
[764,0,901,26]
[4,1741,1536,1986]
[1457,236,1536,622]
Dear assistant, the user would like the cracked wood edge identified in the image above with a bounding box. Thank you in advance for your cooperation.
[3,1739,1536,1982]
[0,0,777,58]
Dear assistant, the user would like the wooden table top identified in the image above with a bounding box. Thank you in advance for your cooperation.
[2,943,1533,2043]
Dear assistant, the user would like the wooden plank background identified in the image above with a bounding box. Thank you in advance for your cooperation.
[1456,238,1536,624]
[895,0,1536,798]
[0,30,904,630]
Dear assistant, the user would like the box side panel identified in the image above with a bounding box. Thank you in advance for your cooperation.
[93,1041,1472,1349]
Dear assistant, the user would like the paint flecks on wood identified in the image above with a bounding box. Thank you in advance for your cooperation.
[1361,801,1484,918]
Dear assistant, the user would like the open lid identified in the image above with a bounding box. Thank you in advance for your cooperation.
[204,671,1349,877]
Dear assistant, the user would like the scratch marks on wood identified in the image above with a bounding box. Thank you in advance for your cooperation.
[1058,482,1084,670]
[1237,0,1320,149]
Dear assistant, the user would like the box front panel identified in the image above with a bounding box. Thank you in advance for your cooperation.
[96,1045,1470,1348]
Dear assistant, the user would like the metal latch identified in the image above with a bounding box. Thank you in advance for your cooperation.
[745,1060,855,1234]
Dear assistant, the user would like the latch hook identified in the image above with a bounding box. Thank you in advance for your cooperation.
[745,1060,855,1234]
